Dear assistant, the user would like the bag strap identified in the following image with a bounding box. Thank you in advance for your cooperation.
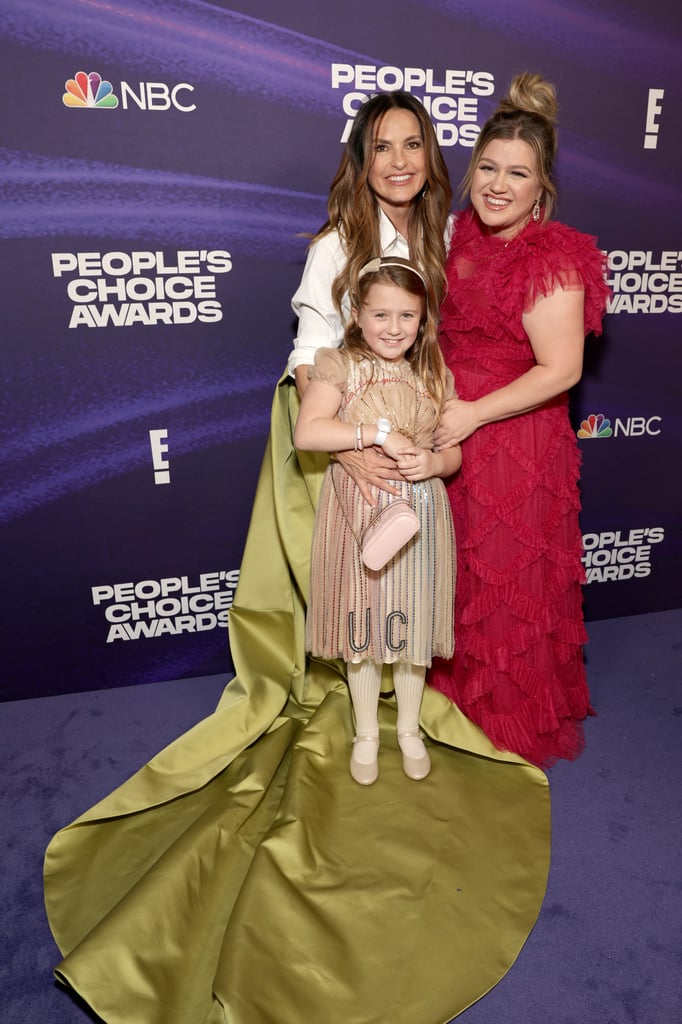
[330,462,413,552]
[330,465,364,549]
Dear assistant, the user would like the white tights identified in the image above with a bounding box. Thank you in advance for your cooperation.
[346,660,426,754]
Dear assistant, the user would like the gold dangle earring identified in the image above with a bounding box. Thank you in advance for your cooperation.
[532,197,542,223]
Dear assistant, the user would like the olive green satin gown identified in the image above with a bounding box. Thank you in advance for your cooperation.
[44,375,551,1024]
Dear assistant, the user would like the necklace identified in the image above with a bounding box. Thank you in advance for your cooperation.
[476,238,512,264]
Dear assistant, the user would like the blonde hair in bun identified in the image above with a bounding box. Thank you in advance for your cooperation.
[461,72,559,221]
[501,72,558,126]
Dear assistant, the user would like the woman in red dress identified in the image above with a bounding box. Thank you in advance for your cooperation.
[430,72,609,768]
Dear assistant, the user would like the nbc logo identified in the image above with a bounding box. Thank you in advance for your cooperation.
[62,70,195,112]
[63,71,118,109]
[577,413,662,439]
[577,414,612,439]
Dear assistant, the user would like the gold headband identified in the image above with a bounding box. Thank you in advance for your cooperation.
[357,257,426,286]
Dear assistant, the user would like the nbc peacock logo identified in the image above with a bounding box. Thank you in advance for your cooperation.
[577,414,613,439]
[63,71,119,109]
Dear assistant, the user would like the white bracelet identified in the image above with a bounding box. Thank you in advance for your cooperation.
[355,423,363,452]
[375,418,392,447]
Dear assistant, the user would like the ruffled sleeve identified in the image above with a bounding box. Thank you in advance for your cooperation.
[445,211,609,342]
[520,221,609,337]
[309,347,348,394]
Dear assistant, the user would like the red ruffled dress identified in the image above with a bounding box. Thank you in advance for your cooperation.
[429,209,609,768]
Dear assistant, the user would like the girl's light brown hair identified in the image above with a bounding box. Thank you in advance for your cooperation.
[344,257,449,414]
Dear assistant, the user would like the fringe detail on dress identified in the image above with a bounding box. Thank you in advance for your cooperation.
[306,354,456,668]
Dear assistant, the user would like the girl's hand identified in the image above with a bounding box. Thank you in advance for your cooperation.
[394,446,436,481]
[379,429,413,462]
[433,398,481,448]
[397,444,462,480]
[336,448,402,505]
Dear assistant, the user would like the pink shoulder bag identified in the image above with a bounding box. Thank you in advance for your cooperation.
[332,469,420,572]
[360,499,420,570]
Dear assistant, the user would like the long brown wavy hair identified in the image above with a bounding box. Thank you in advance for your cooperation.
[313,92,452,317]
[460,72,559,222]
[343,257,449,414]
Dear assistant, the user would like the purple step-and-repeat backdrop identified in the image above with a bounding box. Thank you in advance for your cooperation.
[1,0,680,701]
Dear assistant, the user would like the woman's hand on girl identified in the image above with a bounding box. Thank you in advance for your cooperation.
[433,397,481,448]
[432,289,586,449]
[335,448,402,505]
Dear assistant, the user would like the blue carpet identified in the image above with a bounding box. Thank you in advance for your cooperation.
[2,609,680,1024]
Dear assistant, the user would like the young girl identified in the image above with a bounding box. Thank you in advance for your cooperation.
[294,258,462,785]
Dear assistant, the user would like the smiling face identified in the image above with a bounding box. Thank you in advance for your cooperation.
[470,137,543,239]
[353,282,423,362]
[366,108,427,218]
